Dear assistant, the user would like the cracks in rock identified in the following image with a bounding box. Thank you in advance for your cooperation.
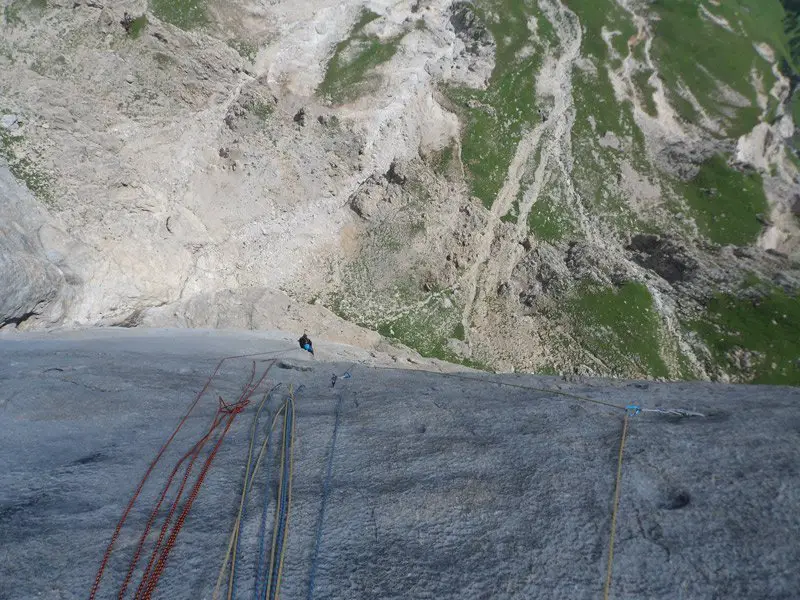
[111,308,144,328]
[57,378,115,393]
[0,311,39,329]
[0,391,21,410]
[370,506,379,542]
[634,506,672,561]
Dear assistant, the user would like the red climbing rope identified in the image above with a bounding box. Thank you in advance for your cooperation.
[121,411,226,599]
[125,362,262,600]
[138,407,242,600]
[90,350,289,600]
[89,383,217,600]
[131,364,275,599]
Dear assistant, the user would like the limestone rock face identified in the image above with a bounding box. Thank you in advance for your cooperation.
[0,165,64,328]
[1,330,799,599]
[2,1,800,381]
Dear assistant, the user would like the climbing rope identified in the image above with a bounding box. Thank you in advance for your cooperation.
[641,407,705,418]
[234,386,280,600]
[136,365,274,600]
[253,403,288,600]
[603,411,632,600]
[249,400,292,495]
[132,409,241,599]
[351,362,706,417]
[132,368,269,600]
[231,384,290,600]
[120,409,227,599]
[374,369,628,412]
[211,383,282,600]
[138,405,242,600]
[134,364,272,598]
[306,394,344,600]
[90,340,709,600]
[90,348,291,600]
[90,357,235,600]
[262,387,297,600]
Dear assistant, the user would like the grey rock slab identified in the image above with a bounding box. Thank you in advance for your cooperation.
[0,329,798,600]
[0,164,65,327]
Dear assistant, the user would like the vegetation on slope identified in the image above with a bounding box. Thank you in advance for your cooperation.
[648,0,795,137]
[525,182,577,242]
[689,287,800,385]
[330,175,474,366]
[445,1,543,209]
[317,10,404,105]
[4,0,795,383]
[315,0,798,383]
[150,0,209,30]
[566,282,671,379]
[568,1,657,234]
[0,124,52,204]
[227,39,257,63]
[680,156,769,246]
[126,15,149,40]
[3,0,47,26]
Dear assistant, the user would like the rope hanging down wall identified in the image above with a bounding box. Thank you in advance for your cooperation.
[89,348,295,600]
[212,383,283,600]
[255,386,298,600]
[87,346,706,599]
[603,409,632,600]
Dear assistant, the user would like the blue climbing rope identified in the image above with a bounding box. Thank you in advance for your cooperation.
[255,386,303,600]
[306,394,344,600]
[266,390,297,600]
[230,384,281,600]
[253,422,278,600]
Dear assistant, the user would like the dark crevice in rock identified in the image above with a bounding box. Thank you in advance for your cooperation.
[71,452,106,466]
[277,360,312,371]
[661,490,691,510]
[627,234,699,283]
[0,311,38,329]
[385,161,406,185]
[113,309,143,328]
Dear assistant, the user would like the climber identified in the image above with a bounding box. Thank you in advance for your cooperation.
[298,332,314,356]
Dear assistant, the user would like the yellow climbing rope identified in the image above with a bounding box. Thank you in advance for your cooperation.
[603,412,630,600]
[211,388,269,600]
[275,388,296,599]
[248,404,287,494]
[265,386,296,600]
[212,391,286,600]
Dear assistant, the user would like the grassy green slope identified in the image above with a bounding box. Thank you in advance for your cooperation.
[569,0,652,235]
[150,0,209,30]
[446,1,544,209]
[679,156,769,246]
[317,10,405,105]
[649,0,784,137]
[690,288,800,384]
[312,0,799,382]
[567,282,671,378]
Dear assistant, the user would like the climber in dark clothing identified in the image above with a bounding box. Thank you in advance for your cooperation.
[298,332,314,355]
